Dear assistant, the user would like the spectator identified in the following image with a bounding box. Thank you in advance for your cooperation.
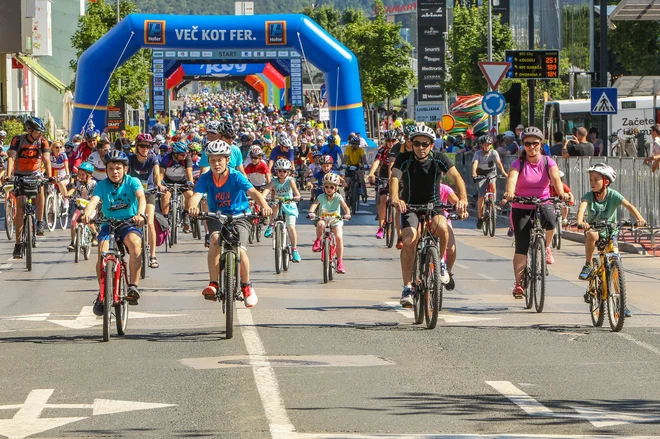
[433,128,445,151]
[643,124,660,172]
[562,126,594,157]
[502,131,519,155]
[515,124,524,145]
[151,119,166,136]
[100,126,110,142]
[114,129,131,151]
[588,128,604,156]
[550,131,564,156]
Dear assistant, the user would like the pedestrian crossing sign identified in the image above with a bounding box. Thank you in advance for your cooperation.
[590,87,618,115]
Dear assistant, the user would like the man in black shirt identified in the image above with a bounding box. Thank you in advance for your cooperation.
[562,126,594,157]
[390,125,469,307]
[549,131,564,156]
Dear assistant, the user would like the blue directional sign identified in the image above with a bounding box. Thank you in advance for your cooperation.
[481,91,506,116]
[590,87,618,115]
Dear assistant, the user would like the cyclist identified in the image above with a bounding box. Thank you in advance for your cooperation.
[49,141,71,207]
[6,117,52,257]
[368,130,397,240]
[128,133,163,268]
[87,138,112,181]
[471,135,508,229]
[262,158,302,262]
[190,142,202,180]
[308,173,351,274]
[320,135,343,170]
[188,140,273,307]
[268,136,295,172]
[313,155,345,198]
[503,126,569,299]
[343,134,368,197]
[80,150,146,314]
[245,146,270,191]
[160,141,194,233]
[67,161,98,250]
[157,143,169,161]
[200,121,245,177]
[239,133,252,158]
[390,125,469,307]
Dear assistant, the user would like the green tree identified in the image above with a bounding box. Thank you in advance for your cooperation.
[609,21,660,76]
[70,0,151,108]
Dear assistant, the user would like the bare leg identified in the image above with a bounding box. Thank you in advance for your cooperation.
[400,227,418,286]
[513,253,527,285]
[334,225,343,259]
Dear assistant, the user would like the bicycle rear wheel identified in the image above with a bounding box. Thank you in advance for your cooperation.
[45,194,57,232]
[524,266,534,310]
[386,203,395,248]
[412,252,425,324]
[274,223,283,274]
[322,237,330,284]
[488,200,496,237]
[424,246,442,329]
[555,216,562,250]
[282,230,290,272]
[5,197,15,240]
[533,236,547,313]
[83,227,92,261]
[140,227,147,280]
[588,258,605,327]
[223,252,236,339]
[74,226,81,263]
[103,260,114,342]
[59,197,69,230]
[24,216,33,271]
[115,265,128,335]
[606,258,627,332]
[482,212,489,236]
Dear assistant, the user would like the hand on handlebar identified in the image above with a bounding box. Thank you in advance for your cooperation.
[637,218,647,228]
[392,198,407,213]
[261,205,273,216]
[456,200,469,219]
[189,206,200,217]
[132,214,145,228]
[307,212,317,220]
[503,192,514,201]
[367,174,375,184]
[293,195,301,202]
[343,214,351,220]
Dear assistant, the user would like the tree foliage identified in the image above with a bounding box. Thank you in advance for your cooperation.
[70,0,151,108]
[609,21,660,76]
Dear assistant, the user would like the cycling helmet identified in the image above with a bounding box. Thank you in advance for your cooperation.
[274,158,292,171]
[104,150,129,165]
[403,124,417,138]
[25,117,46,132]
[171,141,189,154]
[78,162,94,174]
[316,135,325,142]
[154,134,165,143]
[478,135,492,145]
[587,163,616,183]
[159,143,169,151]
[312,150,322,158]
[384,130,398,140]
[521,126,543,141]
[64,141,75,149]
[348,135,361,145]
[190,142,202,153]
[320,154,334,164]
[240,133,251,141]
[279,136,293,148]
[326,134,336,144]
[252,138,263,146]
[135,133,153,144]
[0,130,6,137]
[249,147,264,158]
[305,122,312,129]
[206,139,232,156]
[323,173,341,186]
[84,128,99,140]
[409,125,436,142]
[206,120,221,134]
[122,143,132,152]
[218,121,236,139]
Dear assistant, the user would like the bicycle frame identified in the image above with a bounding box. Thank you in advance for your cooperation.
[98,225,129,306]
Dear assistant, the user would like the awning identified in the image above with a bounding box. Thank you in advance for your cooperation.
[15,55,67,93]
[609,0,660,21]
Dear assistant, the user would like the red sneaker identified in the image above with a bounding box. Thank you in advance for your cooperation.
[202,283,218,301]
[312,239,322,252]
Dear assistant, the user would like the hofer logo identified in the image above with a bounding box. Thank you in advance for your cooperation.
[266,21,286,45]
[145,20,166,44]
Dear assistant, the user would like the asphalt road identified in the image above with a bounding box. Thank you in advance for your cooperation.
[1,193,660,439]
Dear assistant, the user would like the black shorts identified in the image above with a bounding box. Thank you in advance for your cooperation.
[164,177,188,186]
[377,174,389,196]
[512,206,556,255]
[400,211,442,230]
[207,216,251,250]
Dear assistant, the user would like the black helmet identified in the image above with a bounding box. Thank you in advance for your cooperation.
[478,135,492,145]
[25,117,46,132]
[218,121,236,139]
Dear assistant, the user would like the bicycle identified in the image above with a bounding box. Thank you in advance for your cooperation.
[271,198,295,274]
[552,202,564,250]
[583,220,633,332]
[89,217,134,342]
[474,175,505,237]
[139,187,158,279]
[45,176,70,232]
[72,197,93,263]
[407,203,457,329]
[308,212,348,284]
[195,212,254,340]
[345,166,362,214]
[375,177,396,248]
[165,183,186,247]
[3,182,16,240]
[512,196,561,313]
[8,176,47,271]
[247,198,263,245]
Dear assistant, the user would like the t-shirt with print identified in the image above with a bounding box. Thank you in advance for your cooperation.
[160,152,192,182]
[392,150,454,204]
[245,161,269,187]
[128,152,159,189]
[50,153,68,178]
[472,148,500,175]
[582,188,625,224]
[268,146,295,164]
[9,135,50,175]
[317,193,344,219]
[375,145,392,178]
[194,168,253,215]
[510,156,557,210]
[87,151,107,181]
[93,175,143,220]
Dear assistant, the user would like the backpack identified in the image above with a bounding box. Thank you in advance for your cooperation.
[521,154,550,179]
[153,211,170,247]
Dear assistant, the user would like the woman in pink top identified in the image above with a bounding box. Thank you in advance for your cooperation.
[503,127,568,299]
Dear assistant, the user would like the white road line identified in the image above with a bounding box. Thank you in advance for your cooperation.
[0,263,12,270]
[237,308,296,439]
[618,332,660,356]
[454,262,470,270]
[383,302,414,319]
[486,381,554,416]
[478,273,495,280]
[298,435,656,439]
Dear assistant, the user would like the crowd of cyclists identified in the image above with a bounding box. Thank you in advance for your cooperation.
[0,90,649,321]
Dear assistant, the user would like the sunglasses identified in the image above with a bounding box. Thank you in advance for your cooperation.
[277,169,288,173]
[324,185,337,189]
[412,140,432,147]
[523,141,540,147]
[137,143,151,148]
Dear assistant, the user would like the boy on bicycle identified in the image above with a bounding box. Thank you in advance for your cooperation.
[81,150,146,315]
[188,140,272,307]
[67,161,98,251]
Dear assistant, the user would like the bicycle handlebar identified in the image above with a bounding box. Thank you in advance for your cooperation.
[407,203,457,213]
[195,212,255,221]
[512,196,561,205]
[473,175,506,181]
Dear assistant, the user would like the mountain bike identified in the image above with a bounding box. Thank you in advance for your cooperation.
[345,166,362,214]
[583,220,633,332]
[195,212,254,340]
[552,202,564,250]
[408,203,457,329]
[165,183,186,247]
[272,198,295,274]
[3,182,16,240]
[513,196,560,313]
[45,176,70,232]
[9,176,47,271]
[474,175,505,237]
[72,197,93,263]
[88,217,136,342]
[308,212,348,284]
[375,177,396,248]
[248,199,263,244]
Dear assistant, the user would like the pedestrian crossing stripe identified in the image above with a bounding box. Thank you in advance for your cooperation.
[594,92,615,113]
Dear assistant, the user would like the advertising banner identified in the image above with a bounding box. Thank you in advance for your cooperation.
[106,99,126,132]
[417,0,446,102]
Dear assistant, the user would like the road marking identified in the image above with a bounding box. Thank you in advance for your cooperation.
[384,303,499,324]
[237,308,296,439]
[0,388,176,439]
[383,302,414,319]
[0,263,12,272]
[298,435,659,439]
[569,405,660,428]
[0,313,50,321]
[486,381,554,416]
[180,355,395,369]
[454,262,470,270]
[478,273,495,280]
[49,306,183,329]
[617,332,660,356]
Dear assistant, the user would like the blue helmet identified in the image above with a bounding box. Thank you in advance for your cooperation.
[78,162,94,174]
[171,141,188,154]
[326,135,335,144]
[84,128,99,140]
[103,150,128,165]
[25,117,46,132]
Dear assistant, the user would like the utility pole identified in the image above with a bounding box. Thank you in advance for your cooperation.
[487,0,493,132]
[599,0,609,154]
[117,0,120,23]
[528,0,535,127]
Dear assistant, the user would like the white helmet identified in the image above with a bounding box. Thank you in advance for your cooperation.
[206,139,232,156]
[279,136,293,148]
[248,145,263,157]
[0,130,6,137]
[323,173,341,186]
[274,158,292,171]
[409,125,436,142]
[587,163,616,183]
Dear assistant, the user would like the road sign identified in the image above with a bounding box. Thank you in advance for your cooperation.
[319,107,330,121]
[415,104,444,123]
[478,61,511,90]
[481,91,506,116]
[590,87,618,115]
[505,50,559,80]
[320,83,327,100]
[441,114,455,131]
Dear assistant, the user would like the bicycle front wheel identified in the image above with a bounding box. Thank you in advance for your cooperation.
[555,217,562,250]
[282,229,290,272]
[103,260,114,342]
[115,265,129,335]
[24,216,33,271]
[606,258,627,332]
[5,197,15,240]
[533,236,547,313]
[488,200,496,237]
[274,223,283,274]
[386,203,395,248]
[524,266,534,310]
[351,183,359,214]
[45,194,57,232]
[74,226,81,263]
[424,246,442,329]
[83,227,92,260]
[322,237,330,284]
[223,252,236,339]
[412,251,425,324]
[140,227,147,280]
[589,258,605,327]
[172,207,179,244]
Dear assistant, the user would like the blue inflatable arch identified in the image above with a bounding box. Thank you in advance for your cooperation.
[72,14,365,137]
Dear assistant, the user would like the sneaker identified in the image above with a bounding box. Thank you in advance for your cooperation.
[91,235,98,247]
[292,249,301,262]
[545,247,554,265]
[476,218,483,230]
[578,264,593,281]
[126,285,140,305]
[12,243,22,259]
[439,261,450,285]
[400,286,414,308]
[36,221,45,236]
[562,218,569,227]
[445,270,455,291]
[512,284,524,299]
[375,227,384,239]
[625,308,632,318]
[507,227,514,237]
[337,258,345,274]
[396,237,403,250]
[67,242,75,252]
[202,283,218,301]
[92,298,104,316]
[204,233,210,248]
[312,238,322,252]
[242,283,258,308]
[264,225,273,238]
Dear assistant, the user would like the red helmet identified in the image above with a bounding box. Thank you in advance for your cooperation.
[320,155,334,164]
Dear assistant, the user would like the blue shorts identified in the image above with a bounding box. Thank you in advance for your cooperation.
[97,224,142,242]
